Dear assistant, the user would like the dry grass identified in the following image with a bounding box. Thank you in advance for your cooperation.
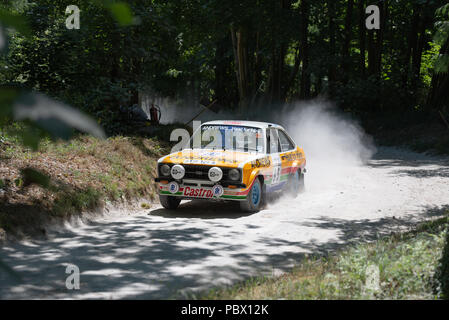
[0,134,168,237]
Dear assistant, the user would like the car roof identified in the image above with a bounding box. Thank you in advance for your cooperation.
[202,120,285,130]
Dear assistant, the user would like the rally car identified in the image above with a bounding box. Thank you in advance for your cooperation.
[155,120,306,212]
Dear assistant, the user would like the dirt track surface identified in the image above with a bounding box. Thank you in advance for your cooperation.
[1,147,449,299]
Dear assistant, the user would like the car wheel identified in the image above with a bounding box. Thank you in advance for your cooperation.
[240,177,264,213]
[287,169,305,198]
[298,170,305,193]
[159,194,181,210]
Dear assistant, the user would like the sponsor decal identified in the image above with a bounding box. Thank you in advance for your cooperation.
[175,157,238,165]
[281,152,302,161]
[198,151,222,157]
[168,181,179,194]
[183,186,214,198]
[183,159,217,165]
[212,184,224,197]
[169,152,240,165]
[160,184,248,200]
[251,157,271,168]
[222,121,243,125]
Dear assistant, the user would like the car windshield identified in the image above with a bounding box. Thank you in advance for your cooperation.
[190,124,264,153]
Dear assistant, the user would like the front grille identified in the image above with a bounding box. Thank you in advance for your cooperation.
[158,163,241,182]
[183,165,237,181]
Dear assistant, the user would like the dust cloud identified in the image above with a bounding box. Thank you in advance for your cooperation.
[156,97,376,194]
[275,100,376,167]
[158,97,376,166]
[271,100,377,195]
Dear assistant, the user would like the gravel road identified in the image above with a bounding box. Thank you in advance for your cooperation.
[1,146,449,299]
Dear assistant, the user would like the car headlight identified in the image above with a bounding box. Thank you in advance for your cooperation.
[228,168,240,181]
[208,167,223,182]
[160,164,171,177]
[171,164,185,180]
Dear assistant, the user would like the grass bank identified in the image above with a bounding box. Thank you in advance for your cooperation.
[0,132,169,238]
[202,215,449,300]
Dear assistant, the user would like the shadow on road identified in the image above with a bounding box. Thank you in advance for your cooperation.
[296,204,449,254]
[1,203,448,299]
[1,146,449,299]
[368,147,449,179]
[149,200,255,219]
[369,147,449,170]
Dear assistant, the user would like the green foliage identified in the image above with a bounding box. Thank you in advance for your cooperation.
[434,3,449,73]
[0,2,116,150]
[0,0,137,276]
[2,0,449,290]
[436,227,449,298]
[53,187,102,217]
[435,54,449,73]
[0,7,31,36]
[104,2,134,26]
[421,42,441,86]
[20,167,50,188]
[2,0,449,118]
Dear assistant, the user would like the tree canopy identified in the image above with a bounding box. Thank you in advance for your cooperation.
[1,0,449,133]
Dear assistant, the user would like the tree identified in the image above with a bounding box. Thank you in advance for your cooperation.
[427,3,449,111]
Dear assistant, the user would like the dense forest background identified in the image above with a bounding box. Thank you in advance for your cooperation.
[1,0,449,287]
[1,0,449,135]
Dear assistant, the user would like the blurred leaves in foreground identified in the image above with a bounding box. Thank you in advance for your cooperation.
[0,0,135,281]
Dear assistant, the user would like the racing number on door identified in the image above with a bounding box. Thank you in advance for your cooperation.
[272,166,281,184]
[268,128,282,185]
[271,153,282,185]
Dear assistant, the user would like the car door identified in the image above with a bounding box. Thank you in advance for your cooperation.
[278,129,297,181]
[266,128,282,186]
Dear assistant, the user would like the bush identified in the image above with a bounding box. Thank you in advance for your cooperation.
[436,227,449,298]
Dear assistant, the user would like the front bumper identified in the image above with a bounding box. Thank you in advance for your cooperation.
[156,178,249,201]
[154,177,246,188]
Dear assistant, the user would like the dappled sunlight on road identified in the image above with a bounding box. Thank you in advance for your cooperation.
[1,147,449,299]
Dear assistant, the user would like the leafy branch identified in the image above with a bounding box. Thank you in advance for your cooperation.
[434,3,449,74]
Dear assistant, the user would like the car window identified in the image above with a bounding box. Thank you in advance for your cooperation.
[278,130,295,152]
[266,128,281,154]
[190,125,264,152]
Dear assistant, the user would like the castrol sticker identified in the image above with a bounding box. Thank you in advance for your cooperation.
[183,186,214,198]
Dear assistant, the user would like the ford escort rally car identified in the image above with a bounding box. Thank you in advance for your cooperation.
[155,120,306,212]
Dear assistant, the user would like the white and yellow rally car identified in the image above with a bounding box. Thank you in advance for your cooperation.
[155,121,306,212]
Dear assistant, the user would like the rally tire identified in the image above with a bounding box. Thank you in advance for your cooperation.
[261,182,267,208]
[298,171,305,193]
[240,177,264,213]
[287,169,305,198]
[159,194,181,210]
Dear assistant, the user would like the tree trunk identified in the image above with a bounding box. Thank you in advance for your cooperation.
[214,36,232,105]
[411,7,428,91]
[358,0,366,78]
[342,0,354,84]
[300,0,311,98]
[328,0,336,98]
[252,31,261,105]
[283,47,301,100]
[367,30,377,76]
[403,6,420,88]
[266,0,292,103]
[231,26,250,110]
[376,1,386,75]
